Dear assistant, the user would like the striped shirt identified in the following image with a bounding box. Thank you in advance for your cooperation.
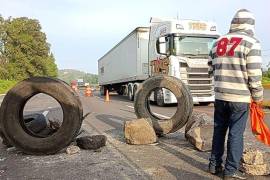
[208,9,263,103]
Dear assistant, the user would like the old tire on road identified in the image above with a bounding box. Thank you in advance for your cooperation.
[0,77,83,155]
[134,75,193,135]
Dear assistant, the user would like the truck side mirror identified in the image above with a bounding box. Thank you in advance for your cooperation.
[156,37,169,56]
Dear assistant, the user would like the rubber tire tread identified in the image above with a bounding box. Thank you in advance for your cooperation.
[0,77,83,155]
[134,75,193,135]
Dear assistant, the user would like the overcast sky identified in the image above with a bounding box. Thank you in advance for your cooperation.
[0,0,269,73]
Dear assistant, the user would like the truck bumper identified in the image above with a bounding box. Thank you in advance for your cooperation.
[192,95,215,103]
[164,92,215,104]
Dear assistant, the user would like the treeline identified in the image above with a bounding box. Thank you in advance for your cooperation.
[58,69,98,84]
[0,15,57,81]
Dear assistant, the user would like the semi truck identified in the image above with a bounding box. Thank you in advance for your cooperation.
[98,17,219,105]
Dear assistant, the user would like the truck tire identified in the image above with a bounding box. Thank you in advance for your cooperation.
[169,81,193,133]
[128,85,134,101]
[0,77,83,155]
[134,75,193,135]
[155,88,165,107]
[133,85,138,98]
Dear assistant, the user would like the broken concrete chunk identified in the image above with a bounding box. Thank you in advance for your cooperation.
[185,112,214,151]
[76,135,107,150]
[242,149,270,165]
[185,112,213,134]
[124,118,157,145]
[241,163,270,176]
[66,145,80,155]
[241,149,270,175]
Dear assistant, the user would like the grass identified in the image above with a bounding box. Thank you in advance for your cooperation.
[263,76,270,89]
[263,101,270,109]
[0,80,17,94]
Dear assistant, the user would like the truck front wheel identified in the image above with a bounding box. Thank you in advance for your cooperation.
[155,88,165,107]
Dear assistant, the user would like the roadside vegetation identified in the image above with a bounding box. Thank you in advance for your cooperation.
[0,80,17,94]
[0,15,57,91]
[262,76,270,89]
[58,69,98,85]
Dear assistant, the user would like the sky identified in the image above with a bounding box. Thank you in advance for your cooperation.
[0,0,269,74]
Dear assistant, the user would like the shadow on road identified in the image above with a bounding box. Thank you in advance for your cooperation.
[157,143,220,179]
[164,165,212,180]
[95,114,127,143]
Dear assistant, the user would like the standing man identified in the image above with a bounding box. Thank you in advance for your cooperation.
[208,9,263,179]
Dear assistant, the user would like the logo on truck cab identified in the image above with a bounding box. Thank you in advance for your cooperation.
[188,22,207,31]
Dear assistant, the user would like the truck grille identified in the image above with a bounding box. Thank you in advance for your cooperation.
[180,62,213,98]
[189,80,211,84]
[189,74,209,78]
[189,86,212,90]
[189,68,208,73]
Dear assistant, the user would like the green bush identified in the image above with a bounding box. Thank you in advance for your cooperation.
[263,76,270,84]
[0,80,17,94]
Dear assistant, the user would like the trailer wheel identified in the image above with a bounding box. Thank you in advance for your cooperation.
[128,85,134,101]
[134,75,193,135]
[133,85,138,98]
[0,77,83,155]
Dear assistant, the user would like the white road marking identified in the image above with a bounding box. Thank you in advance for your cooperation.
[126,105,170,119]
[152,113,170,119]
[126,105,134,109]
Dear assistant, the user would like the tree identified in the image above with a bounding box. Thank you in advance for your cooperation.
[0,15,8,79]
[0,16,57,80]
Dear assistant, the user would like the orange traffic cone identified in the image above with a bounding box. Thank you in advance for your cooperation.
[105,89,110,102]
[85,86,92,97]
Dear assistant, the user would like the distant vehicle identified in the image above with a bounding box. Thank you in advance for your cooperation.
[98,17,219,106]
[77,79,85,87]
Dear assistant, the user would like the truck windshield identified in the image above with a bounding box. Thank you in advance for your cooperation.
[172,36,216,57]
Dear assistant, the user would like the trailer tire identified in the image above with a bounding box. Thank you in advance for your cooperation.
[128,85,134,101]
[134,75,193,135]
[0,77,83,155]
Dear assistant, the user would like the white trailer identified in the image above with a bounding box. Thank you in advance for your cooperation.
[98,27,150,100]
[98,18,219,105]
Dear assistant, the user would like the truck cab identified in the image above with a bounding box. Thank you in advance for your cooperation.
[149,18,219,105]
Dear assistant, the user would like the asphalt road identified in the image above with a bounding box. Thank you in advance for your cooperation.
[0,91,269,179]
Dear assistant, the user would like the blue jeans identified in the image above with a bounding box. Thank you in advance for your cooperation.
[209,99,249,175]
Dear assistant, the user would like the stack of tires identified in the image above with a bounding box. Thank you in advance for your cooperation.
[134,75,193,135]
[0,77,83,155]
